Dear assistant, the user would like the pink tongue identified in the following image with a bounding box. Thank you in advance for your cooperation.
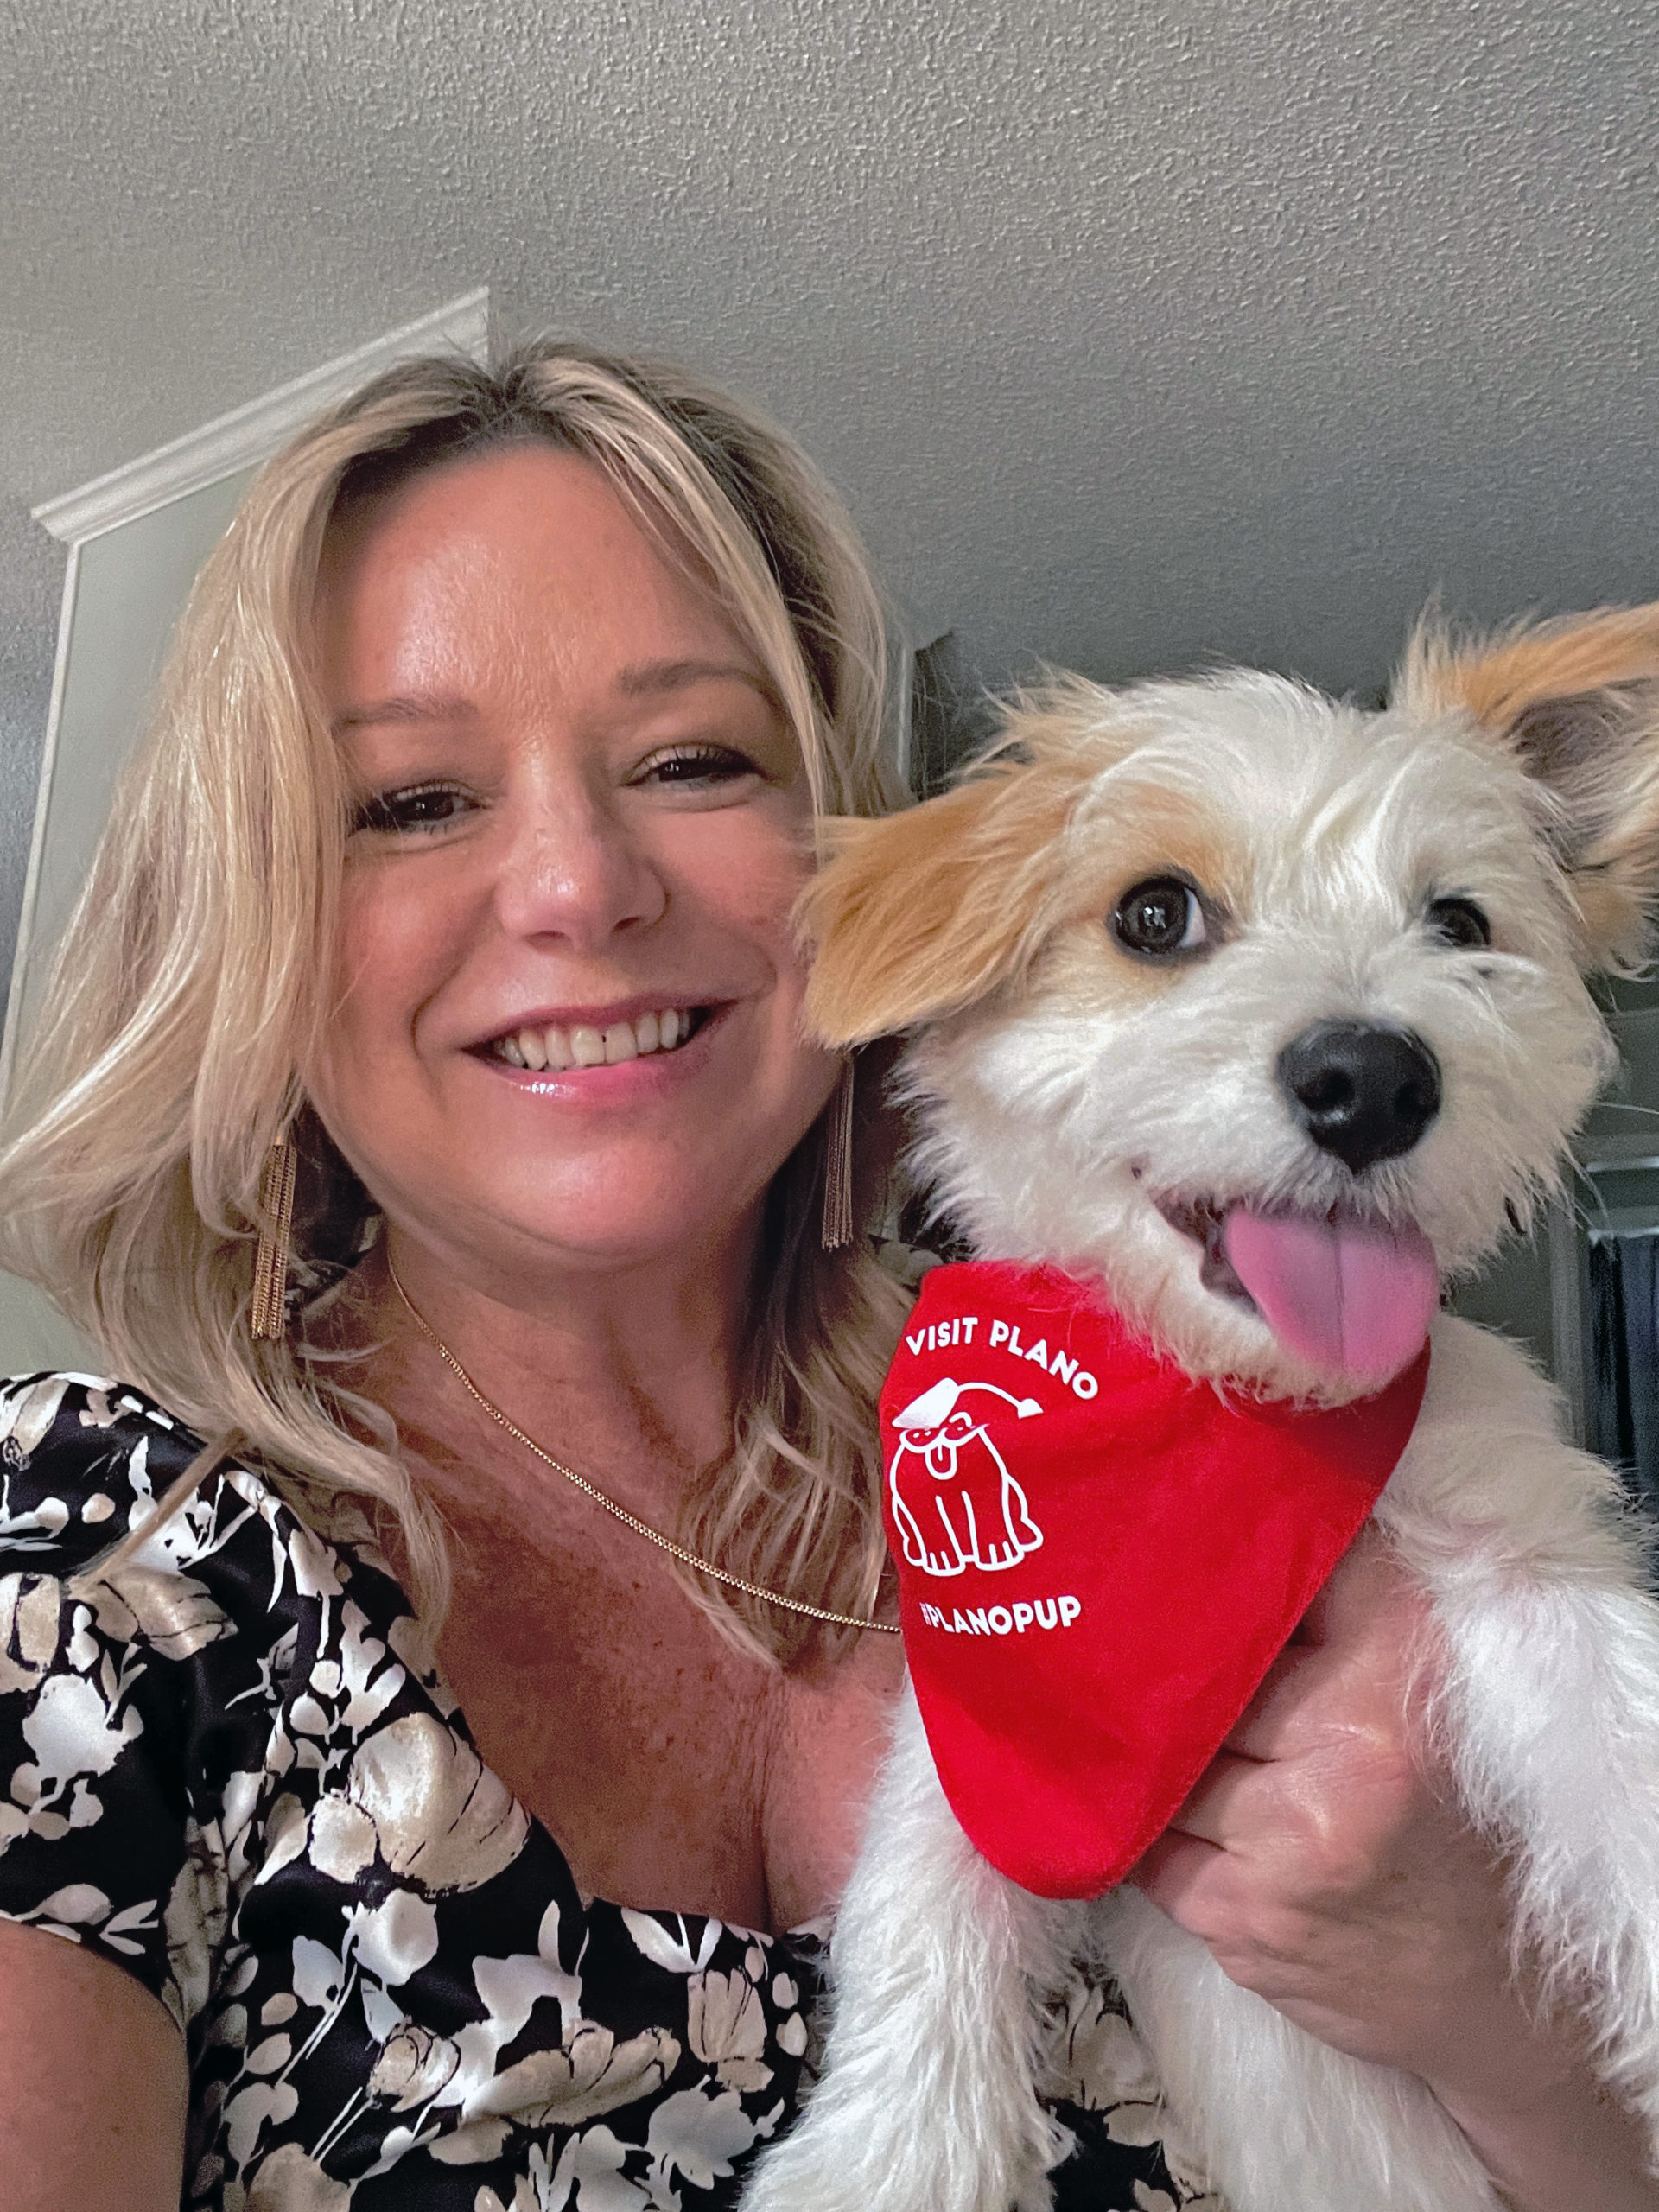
[1221,1209,1439,1385]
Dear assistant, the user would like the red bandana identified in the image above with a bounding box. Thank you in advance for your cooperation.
[881,1261,1430,1899]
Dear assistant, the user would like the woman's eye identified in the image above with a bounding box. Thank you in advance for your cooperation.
[1426,895,1491,950]
[634,745,758,789]
[1110,875,1210,958]
[351,783,475,835]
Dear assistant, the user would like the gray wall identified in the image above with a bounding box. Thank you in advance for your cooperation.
[0,469,255,1375]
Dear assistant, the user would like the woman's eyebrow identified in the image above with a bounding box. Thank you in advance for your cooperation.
[331,694,480,735]
[613,657,770,697]
[333,666,769,734]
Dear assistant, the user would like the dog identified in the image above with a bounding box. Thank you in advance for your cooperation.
[741,606,1659,2212]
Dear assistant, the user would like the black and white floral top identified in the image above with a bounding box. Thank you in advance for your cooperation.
[0,1371,1222,2211]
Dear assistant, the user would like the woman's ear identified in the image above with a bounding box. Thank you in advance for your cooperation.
[799,747,1085,1046]
[1398,601,1659,969]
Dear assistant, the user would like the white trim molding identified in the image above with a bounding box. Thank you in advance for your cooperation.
[32,288,491,547]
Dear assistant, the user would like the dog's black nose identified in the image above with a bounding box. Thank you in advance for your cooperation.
[1275,1020,1441,1173]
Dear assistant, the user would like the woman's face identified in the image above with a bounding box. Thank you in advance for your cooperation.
[308,442,838,1288]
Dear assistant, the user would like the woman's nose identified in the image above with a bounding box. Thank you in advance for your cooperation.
[492,785,668,949]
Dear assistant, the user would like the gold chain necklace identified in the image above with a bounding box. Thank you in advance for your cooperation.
[389,1262,899,1636]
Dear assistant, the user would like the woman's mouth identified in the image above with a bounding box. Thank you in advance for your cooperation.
[486,1003,712,1072]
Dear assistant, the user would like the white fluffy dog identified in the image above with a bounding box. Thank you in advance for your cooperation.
[741,607,1659,2212]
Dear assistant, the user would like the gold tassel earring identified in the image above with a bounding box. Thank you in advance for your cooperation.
[250,1134,298,1340]
[821,1057,856,1249]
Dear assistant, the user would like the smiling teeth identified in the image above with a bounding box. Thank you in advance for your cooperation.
[494,1007,696,1071]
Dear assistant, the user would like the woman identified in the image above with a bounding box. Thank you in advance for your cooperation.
[0,346,1649,2212]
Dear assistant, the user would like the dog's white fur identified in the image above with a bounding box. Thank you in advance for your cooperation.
[741,611,1659,2211]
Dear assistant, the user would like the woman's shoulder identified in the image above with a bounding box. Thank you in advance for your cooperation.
[0,1367,375,1587]
[0,1367,406,1706]
[1,1369,211,1560]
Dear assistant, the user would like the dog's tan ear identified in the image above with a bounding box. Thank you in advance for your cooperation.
[801,751,1082,1046]
[1398,601,1659,969]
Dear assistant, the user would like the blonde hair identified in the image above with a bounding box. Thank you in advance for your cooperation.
[0,343,912,1666]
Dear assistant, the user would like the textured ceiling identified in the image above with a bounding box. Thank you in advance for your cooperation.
[3,0,1658,950]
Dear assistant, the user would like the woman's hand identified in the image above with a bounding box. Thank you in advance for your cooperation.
[1125,1529,1659,2211]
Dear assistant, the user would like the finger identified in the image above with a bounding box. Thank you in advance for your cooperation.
[1224,1616,1428,1772]
[1278,1535,1388,1649]
[1223,1584,1435,1774]
[1294,1526,1420,1649]
[1220,1639,1335,1760]
[1161,1749,1274,1849]
[1123,1827,1227,1928]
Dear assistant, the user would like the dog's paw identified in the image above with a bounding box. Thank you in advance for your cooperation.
[1012,2177,1057,2212]
[739,2141,876,2212]
[742,2133,1052,2212]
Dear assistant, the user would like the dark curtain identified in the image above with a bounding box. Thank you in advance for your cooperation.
[1586,1224,1659,1514]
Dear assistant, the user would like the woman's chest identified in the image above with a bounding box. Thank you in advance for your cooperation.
[434,1530,903,1933]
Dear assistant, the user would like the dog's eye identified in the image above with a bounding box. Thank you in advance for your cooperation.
[1426,895,1491,950]
[1111,876,1208,958]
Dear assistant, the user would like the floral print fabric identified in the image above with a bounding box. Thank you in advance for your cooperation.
[0,1372,1219,2210]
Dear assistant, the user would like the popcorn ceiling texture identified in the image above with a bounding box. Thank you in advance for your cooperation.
[2,0,1656,978]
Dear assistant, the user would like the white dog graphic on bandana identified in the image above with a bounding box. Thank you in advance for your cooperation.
[888,1376,1046,1577]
